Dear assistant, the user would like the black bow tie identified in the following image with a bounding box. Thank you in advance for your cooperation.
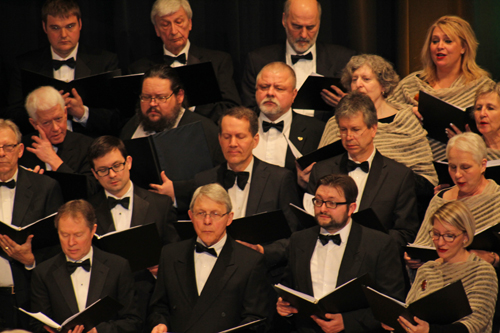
[52,57,76,70]
[107,196,130,209]
[346,160,369,173]
[164,53,187,65]
[262,120,284,132]
[66,259,91,274]
[318,234,341,246]
[223,170,249,191]
[291,52,313,64]
[0,180,15,189]
[195,242,217,257]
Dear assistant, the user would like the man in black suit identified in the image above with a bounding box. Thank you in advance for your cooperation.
[9,0,121,136]
[129,0,240,122]
[253,61,324,172]
[30,200,142,333]
[148,183,271,333]
[120,64,225,166]
[307,93,419,248]
[0,119,63,331]
[277,174,406,333]
[241,0,355,121]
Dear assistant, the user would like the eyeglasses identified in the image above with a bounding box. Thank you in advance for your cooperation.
[338,128,368,139]
[94,162,126,177]
[193,211,229,221]
[139,92,174,104]
[0,144,19,153]
[312,198,348,209]
[429,230,464,243]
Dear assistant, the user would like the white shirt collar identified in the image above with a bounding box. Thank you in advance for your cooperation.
[196,233,227,256]
[51,43,79,61]
[259,108,293,128]
[105,181,133,200]
[286,40,317,58]
[228,156,254,186]
[163,39,190,58]
[348,146,376,166]
[319,218,353,244]
[66,246,93,264]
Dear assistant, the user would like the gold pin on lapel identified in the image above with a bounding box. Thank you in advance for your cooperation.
[298,137,303,141]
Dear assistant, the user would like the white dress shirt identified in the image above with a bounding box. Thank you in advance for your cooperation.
[227,158,254,219]
[67,247,93,312]
[253,110,292,167]
[131,108,185,139]
[348,148,376,212]
[105,181,134,232]
[194,233,226,295]
[0,171,18,287]
[163,40,191,68]
[310,221,352,299]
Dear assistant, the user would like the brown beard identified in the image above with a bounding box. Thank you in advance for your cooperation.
[137,103,182,133]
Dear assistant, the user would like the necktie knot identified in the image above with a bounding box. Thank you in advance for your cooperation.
[223,170,249,191]
[107,196,130,209]
[0,180,15,189]
[195,242,217,257]
[346,160,369,173]
[318,233,341,246]
[164,53,187,65]
[52,57,76,70]
[66,259,91,274]
[262,120,284,133]
[291,52,313,64]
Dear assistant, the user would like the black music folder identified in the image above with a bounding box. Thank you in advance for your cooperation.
[44,171,88,202]
[174,220,197,241]
[418,91,475,144]
[228,210,291,244]
[19,296,122,333]
[289,203,316,229]
[218,318,267,333]
[404,244,439,262]
[296,141,345,170]
[468,223,500,253]
[0,213,58,251]
[93,223,162,272]
[293,75,343,110]
[274,275,371,320]
[124,121,213,189]
[364,280,471,333]
[174,62,222,106]
[109,73,143,119]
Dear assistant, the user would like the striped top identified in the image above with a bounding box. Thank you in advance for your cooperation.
[487,147,500,160]
[413,180,500,247]
[407,253,497,333]
[387,71,493,161]
[319,104,438,186]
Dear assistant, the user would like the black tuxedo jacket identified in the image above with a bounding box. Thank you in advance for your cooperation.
[129,44,241,122]
[282,223,406,333]
[308,151,419,248]
[120,110,225,166]
[148,236,271,333]
[88,185,179,245]
[30,247,142,333]
[241,43,355,109]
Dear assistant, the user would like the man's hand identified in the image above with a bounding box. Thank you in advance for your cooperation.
[296,161,315,190]
[397,315,429,333]
[150,171,175,200]
[26,125,63,171]
[276,297,298,317]
[24,165,45,174]
[404,252,423,270]
[236,240,264,254]
[147,265,159,277]
[151,323,168,333]
[320,85,346,108]
[381,322,395,331]
[0,234,35,266]
[311,313,344,333]
[62,88,86,119]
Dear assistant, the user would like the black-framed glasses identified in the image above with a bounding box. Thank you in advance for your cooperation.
[312,198,348,209]
[193,211,229,221]
[429,230,463,243]
[94,162,126,177]
[139,92,174,104]
[0,144,19,153]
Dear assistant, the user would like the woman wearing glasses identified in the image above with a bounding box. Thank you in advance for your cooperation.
[383,201,497,333]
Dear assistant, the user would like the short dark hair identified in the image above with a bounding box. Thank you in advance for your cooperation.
[87,136,128,169]
[219,106,258,136]
[54,199,96,230]
[42,0,81,23]
[316,174,358,204]
[335,91,378,128]
[142,63,183,96]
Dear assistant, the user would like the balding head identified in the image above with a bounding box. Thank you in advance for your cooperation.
[282,0,321,54]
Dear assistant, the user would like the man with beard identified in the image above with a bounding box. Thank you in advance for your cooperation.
[120,63,224,165]
[241,0,355,121]
[253,62,324,172]
[277,174,405,333]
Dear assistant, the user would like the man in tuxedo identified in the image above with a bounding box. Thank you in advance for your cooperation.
[10,0,121,136]
[120,63,225,166]
[30,199,142,333]
[253,61,324,172]
[308,92,419,248]
[129,0,240,122]
[277,174,406,332]
[148,183,271,333]
[0,119,63,331]
[241,0,355,121]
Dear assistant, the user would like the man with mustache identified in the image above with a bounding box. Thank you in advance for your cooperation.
[241,0,355,121]
[253,62,324,172]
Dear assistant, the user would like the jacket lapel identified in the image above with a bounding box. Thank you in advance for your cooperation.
[285,112,307,169]
[86,247,109,306]
[295,227,319,296]
[95,193,115,235]
[52,254,80,314]
[173,240,199,311]
[245,158,268,216]
[337,222,364,287]
[12,168,33,227]
[131,189,149,227]
[74,53,92,79]
[359,151,386,210]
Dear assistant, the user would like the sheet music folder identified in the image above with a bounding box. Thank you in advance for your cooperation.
[174,62,222,106]
[93,223,162,272]
[293,76,343,111]
[363,280,471,333]
[44,171,88,202]
[296,141,345,169]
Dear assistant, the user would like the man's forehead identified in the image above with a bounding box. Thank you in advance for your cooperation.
[260,69,293,85]
[337,112,367,126]
[0,127,17,142]
[36,104,65,120]
[142,77,173,93]
[221,116,251,133]
[316,185,344,200]
[46,14,80,25]
[157,7,189,22]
